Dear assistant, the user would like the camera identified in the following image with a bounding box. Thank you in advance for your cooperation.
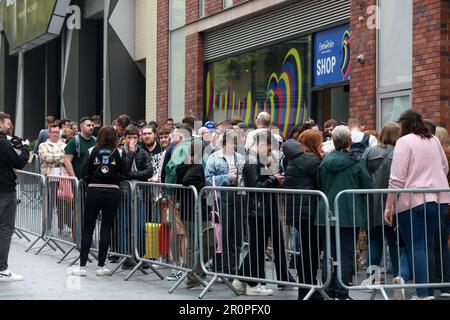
[8,136,24,149]
[357,54,365,64]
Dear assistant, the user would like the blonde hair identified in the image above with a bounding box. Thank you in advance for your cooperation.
[378,122,401,148]
[435,127,449,148]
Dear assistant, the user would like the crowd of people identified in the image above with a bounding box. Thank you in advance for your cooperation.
[1,108,449,301]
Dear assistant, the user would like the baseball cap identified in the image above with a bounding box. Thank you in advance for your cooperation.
[205,121,215,130]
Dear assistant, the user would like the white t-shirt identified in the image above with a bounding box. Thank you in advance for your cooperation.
[245,128,268,150]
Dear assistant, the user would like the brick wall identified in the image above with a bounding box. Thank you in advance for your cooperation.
[349,0,377,130]
[186,0,199,24]
[205,0,223,16]
[156,0,169,125]
[412,0,450,128]
[185,33,205,120]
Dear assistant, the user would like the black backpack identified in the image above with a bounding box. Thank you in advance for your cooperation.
[350,133,370,160]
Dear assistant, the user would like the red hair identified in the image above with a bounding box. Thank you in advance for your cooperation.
[299,129,324,158]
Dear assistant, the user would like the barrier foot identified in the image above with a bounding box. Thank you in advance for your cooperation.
[303,288,317,300]
[124,260,143,281]
[111,257,127,275]
[58,246,75,264]
[35,238,51,255]
[50,239,67,255]
[14,230,23,240]
[16,230,31,242]
[25,236,42,253]
[223,278,240,296]
[316,289,332,301]
[47,241,58,252]
[138,266,150,276]
[380,288,389,300]
[169,272,188,294]
[148,264,164,280]
[199,275,217,299]
[70,256,80,267]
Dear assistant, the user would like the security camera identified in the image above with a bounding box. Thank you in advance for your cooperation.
[357,54,365,64]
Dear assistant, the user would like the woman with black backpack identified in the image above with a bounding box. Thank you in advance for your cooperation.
[72,126,129,277]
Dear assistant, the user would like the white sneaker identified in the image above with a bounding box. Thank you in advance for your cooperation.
[232,279,247,295]
[96,267,112,277]
[165,271,183,281]
[71,267,87,277]
[392,277,406,300]
[246,283,274,296]
[0,270,24,282]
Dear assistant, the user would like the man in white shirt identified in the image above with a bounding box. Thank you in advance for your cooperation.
[348,116,378,147]
[245,112,272,151]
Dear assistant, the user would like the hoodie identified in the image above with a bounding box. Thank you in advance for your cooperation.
[317,150,373,228]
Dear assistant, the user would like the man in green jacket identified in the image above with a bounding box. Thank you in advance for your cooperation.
[317,125,373,300]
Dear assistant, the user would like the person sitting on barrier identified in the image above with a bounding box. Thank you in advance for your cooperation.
[205,129,245,277]
[283,130,324,300]
[38,123,67,177]
[175,140,215,289]
[384,109,450,300]
[0,112,30,282]
[232,131,295,297]
[72,126,129,277]
[317,125,373,300]
[360,122,402,289]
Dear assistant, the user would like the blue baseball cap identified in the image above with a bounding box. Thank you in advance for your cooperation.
[205,121,215,130]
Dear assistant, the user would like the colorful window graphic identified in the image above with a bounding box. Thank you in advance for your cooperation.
[205,38,310,138]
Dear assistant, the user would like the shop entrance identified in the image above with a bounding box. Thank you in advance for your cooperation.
[312,84,349,125]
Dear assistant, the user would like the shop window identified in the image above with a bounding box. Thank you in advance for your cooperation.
[379,93,411,126]
[223,0,233,9]
[170,0,185,30]
[205,37,310,137]
[169,29,185,121]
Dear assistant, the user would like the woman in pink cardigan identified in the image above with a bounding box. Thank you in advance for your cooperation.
[384,109,450,300]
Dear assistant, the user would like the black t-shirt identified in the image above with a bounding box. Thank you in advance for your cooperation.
[81,146,129,186]
[141,141,162,157]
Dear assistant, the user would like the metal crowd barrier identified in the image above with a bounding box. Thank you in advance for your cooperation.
[35,175,82,263]
[14,171,49,252]
[22,154,40,174]
[197,186,332,300]
[126,182,199,294]
[334,189,450,300]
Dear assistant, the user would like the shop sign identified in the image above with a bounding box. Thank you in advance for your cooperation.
[313,24,351,87]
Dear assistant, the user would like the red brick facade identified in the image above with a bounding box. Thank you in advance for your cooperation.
[156,0,169,126]
[349,0,377,130]
[185,33,205,119]
[156,0,450,130]
[412,0,450,127]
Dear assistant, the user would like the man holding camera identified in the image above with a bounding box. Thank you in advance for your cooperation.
[0,112,30,282]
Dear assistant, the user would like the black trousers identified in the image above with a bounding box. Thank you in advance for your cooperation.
[239,213,294,287]
[80,188,120,267]
[296,218,321,296]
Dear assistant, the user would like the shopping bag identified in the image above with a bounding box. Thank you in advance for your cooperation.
[159,223,170,255]
[145,223,161,259]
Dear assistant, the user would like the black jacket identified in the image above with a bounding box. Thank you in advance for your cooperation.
[176,164,206,221]
[0,134,30,193]
[81,146,129,186]
[123,146,154,181]
[243,152,279,218]
[283,139,322,223]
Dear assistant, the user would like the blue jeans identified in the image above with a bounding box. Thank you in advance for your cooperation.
[399,247,411,281]
[397,202,448,297]
[367,226,399,277]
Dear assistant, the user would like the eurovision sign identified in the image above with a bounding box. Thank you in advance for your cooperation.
[313,24,351,87]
